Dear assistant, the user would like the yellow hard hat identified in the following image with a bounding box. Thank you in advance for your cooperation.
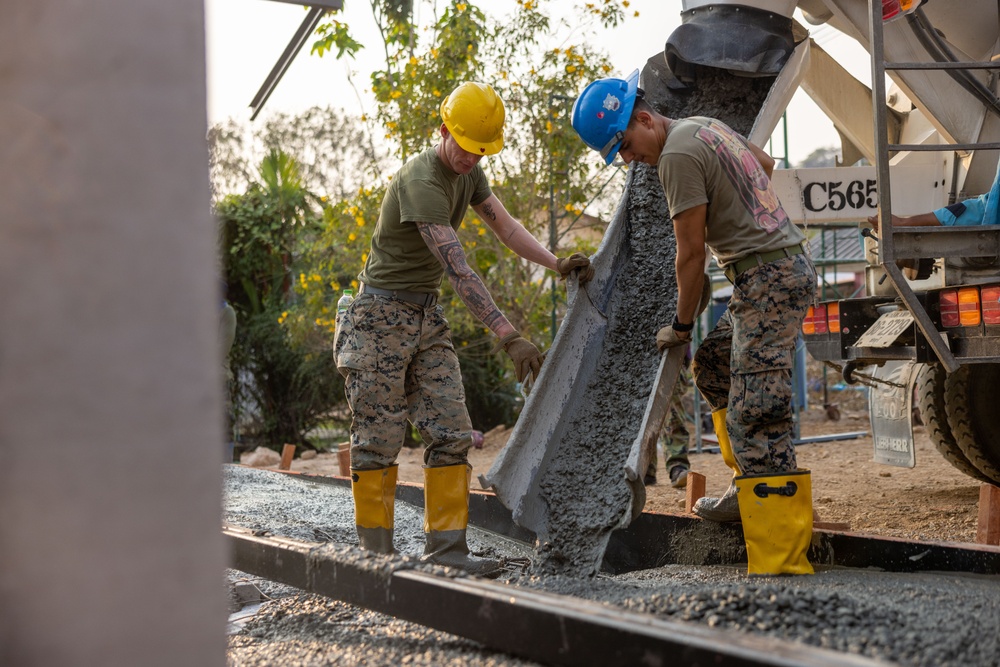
[440,82,505,156]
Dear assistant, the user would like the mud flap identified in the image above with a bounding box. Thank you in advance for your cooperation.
[868,360,920,468]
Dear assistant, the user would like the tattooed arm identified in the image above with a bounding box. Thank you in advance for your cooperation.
[417,221,517,339]
[472,194,558,271]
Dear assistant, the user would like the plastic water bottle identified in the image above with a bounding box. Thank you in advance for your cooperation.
[334,288,354,350]
[337,288,354,315]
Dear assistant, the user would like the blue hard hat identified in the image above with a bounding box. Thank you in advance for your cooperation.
[571,69,639,165]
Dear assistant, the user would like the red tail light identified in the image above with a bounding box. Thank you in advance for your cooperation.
[982,285,1000,325]
[940,289,959,327]
[814,304,828,334]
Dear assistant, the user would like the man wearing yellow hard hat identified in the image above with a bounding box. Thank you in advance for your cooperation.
[336,81,594,576]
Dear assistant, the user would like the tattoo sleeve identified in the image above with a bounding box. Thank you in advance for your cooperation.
[417,222,513,336]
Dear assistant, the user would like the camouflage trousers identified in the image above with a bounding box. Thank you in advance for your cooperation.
[335,294,473,471]
[646,365,691,476]
[691,253,816,474]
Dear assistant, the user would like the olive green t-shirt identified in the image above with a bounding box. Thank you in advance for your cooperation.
[358,147,492,294]
[657,117,805,268]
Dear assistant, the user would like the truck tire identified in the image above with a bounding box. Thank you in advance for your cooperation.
[943,363,1000,485]
[916,364,991,483]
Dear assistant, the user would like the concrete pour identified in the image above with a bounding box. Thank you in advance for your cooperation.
[226,65,1000,667]
[225,467,1000,667]
[530,66,774,576]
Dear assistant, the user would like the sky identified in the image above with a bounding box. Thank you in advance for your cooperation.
[204,0,872,166]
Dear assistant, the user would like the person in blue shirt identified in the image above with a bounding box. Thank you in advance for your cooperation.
[869,160,999,230]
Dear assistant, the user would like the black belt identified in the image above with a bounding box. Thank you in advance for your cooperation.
[723,244,805,283]
[359,283,437,308]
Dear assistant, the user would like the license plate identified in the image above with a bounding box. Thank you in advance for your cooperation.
[853,309,915,348]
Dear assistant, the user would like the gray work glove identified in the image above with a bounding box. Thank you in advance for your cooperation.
[556,253,595,285]
[496,331,544,383]
[656,325,691,352]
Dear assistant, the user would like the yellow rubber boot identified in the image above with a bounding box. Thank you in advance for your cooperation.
[692,409,744,522]
[351,466,397,554]
[422,464,501,577]
[712,408,742,477]
[735,470,814,576]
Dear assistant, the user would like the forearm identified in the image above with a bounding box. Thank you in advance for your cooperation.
[476,195,558,271]
[447,270,516,339]
[500,223,558,270]
[417,220,517,339]
[675,250,705,325]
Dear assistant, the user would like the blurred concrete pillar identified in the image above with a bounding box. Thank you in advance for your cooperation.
[0,2,225,666]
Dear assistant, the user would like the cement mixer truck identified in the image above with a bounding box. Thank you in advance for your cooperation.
[662,0,1000,486]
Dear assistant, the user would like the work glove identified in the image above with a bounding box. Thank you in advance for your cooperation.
[556,253,595,285]
[656,325,691,352]
[496,331,544,383]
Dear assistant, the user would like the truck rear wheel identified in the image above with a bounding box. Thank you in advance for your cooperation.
[943,363,1000,485]
[916,364,991,483]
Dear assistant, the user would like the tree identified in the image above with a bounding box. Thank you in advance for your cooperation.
[208,107,384,201]
[218,149,345,450]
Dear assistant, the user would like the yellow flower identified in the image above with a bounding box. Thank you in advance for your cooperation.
[360,114,367,122]
[409,55,418,66]
[433,88,441,97]
[601,64,612,74]
[348,232,357,242]
[431,48,439,59]
[390,90,402,99]
[477,227,486,236]
[456,3,467,11]
[546,120,553,133]
[634,10,639,17]
[355,216,365,226]
[565,65,577,74]
[351,279,359,289]
[320,196,328,202]
[622,0,629,6]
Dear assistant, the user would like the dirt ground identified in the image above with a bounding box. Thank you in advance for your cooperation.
[283,390,986,545]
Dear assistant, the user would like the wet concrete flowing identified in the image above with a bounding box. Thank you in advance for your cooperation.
[225,467,1000,667]
[531,67,775,576]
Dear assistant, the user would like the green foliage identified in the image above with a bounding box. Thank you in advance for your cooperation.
[218,150,344,450]
[213,0,637,431]
[311,19,365,59]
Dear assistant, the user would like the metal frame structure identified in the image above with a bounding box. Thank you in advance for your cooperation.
[867,0,1000,372]
[248,1,345,120]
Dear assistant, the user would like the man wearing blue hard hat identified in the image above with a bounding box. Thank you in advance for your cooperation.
[571,71,817,576]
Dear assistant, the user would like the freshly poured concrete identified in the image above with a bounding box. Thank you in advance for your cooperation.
[225,467,1000,667]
